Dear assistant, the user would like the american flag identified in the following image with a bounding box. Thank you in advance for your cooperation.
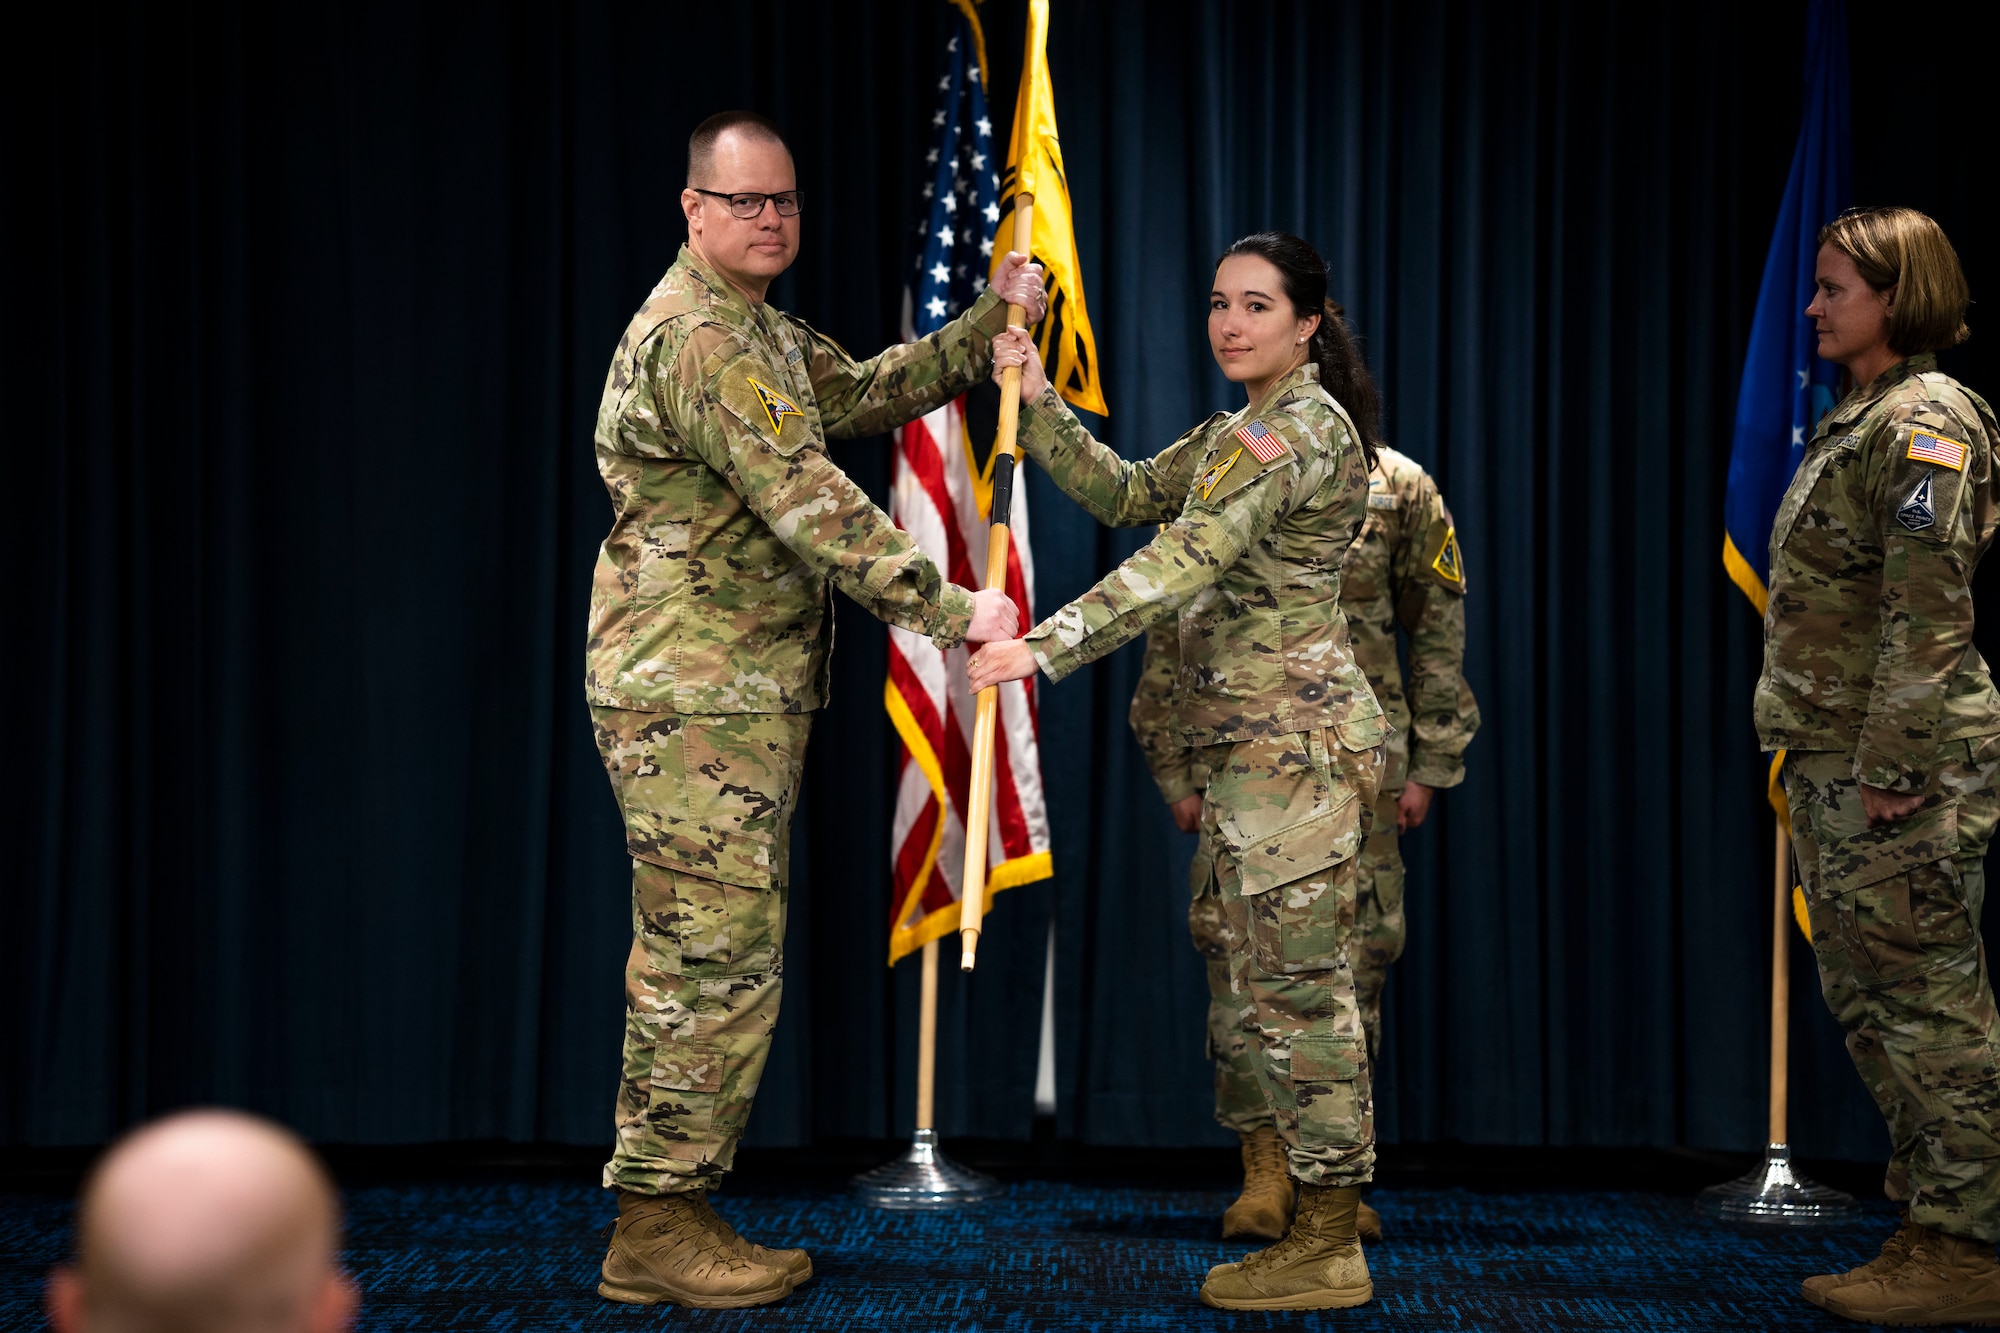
[884,9,1052,966]
[1234,419,1288,463]
[1908,431,1968,472]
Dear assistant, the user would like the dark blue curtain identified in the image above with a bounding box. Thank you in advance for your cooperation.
[4,0,1995,1162]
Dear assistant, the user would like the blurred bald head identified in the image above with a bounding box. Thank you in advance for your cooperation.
[48,1110,356,1333]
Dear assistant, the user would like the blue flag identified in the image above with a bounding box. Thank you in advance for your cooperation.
[1721,0,1851,612]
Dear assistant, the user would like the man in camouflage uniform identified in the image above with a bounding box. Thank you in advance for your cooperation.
[587,111,1042,1309]
[1131,446,1478,1246]
[1761,209,2000,1324]
[967,332,1387,1309]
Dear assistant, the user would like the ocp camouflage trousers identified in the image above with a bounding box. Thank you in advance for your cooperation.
[590,706,811,1196]
[1788,738,2000,1241]
[1193,724,1384,1187]
[1197,786,1405,1134]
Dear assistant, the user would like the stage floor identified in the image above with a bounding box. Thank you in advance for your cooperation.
[0,1145,1932,1331]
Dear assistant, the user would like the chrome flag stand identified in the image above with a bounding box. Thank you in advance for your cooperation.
[853,940,998,1209]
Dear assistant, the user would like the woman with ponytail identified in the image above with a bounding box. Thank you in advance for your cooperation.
[967,232,1387,1312]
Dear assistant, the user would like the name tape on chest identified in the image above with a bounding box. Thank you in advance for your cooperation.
[1908,430,1968,472]
[1234,419,1290,463]
[747,377,804,437]
[1196,447,1244,501]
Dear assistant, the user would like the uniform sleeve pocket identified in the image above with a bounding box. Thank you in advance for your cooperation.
[1222,794,1362,897]
[1814,801,1958,897]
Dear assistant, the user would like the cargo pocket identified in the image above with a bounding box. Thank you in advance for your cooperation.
[1290,1032,1369,1149]
[1818,803,1968,986]
[620,715,801,892]
[1228,791,1364,976]
[1915,1041,2000,1161]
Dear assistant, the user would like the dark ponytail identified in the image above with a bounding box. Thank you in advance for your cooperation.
[1217,231,1382,470]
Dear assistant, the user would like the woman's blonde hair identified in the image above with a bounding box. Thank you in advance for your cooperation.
[1818,206,1970,354]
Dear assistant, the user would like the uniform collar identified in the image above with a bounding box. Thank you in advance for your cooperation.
[1247,361,1320,415]
[1828,352,1938,426]
[672,244,757,325]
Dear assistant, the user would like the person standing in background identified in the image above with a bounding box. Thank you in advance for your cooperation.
[1130,444,1478,1247]
[1760,206,2000,1326]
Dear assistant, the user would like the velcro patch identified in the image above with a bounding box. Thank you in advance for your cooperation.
[1196,447,1243,501]
[1234,419,1290,463]
[746,377,803,437]
[1908,430,1968,472]
[1431,528,1464,585]
[1898,472,1937,531]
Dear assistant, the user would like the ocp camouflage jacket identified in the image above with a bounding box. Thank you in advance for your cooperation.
[588,245,1006,714]
[1018,362,1384,748]
[1127,445,1477,800]
[1756,354,2000,790]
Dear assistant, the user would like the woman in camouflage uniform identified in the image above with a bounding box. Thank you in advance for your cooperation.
[1761,207,2000,1326]
[968,232,1387,1312]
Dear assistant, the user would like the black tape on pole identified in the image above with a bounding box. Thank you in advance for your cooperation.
[989,452,1016,530]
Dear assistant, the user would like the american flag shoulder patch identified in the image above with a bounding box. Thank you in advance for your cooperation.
[1907,430,1968,472]
[1234,419,1290,464]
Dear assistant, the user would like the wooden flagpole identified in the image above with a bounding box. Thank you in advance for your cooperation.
[959,194,1036,973]
[1768,816,1791,1145]
[915,937,940,1129]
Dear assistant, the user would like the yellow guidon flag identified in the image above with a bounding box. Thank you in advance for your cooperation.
[987,0,1106,417]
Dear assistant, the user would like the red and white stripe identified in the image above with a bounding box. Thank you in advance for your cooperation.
[886,398,1052,964]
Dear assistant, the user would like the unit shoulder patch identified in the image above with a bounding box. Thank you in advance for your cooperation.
[1897,471,1937,531]
[746,377,804,438]
[1430,527,1465,587]
[1907,429,1968,472]
[1195,447,1244,502]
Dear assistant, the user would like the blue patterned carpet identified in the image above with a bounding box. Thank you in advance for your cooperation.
[1,1152,1977,1331]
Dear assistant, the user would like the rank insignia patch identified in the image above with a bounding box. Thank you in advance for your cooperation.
[1196,447,1244,501]
[1234,419,1289,463]
[1898,471,1937,531]
[747,377,803,436]
[1431,527,1465,585]
[1908,430,1968,472]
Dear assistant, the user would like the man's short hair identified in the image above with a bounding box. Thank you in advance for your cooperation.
[1819,206,1971,355]
[687,111,791,187]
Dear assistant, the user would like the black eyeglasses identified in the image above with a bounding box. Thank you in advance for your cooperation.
[692,189,804,219]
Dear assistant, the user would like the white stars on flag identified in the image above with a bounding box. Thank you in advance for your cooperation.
[905,16,1004,337]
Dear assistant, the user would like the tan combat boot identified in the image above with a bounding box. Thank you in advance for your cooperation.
[1357,1198,1383,1242]
[1801,1215,1915,1309]
[1818,1224,2000,1326]
[1221,1126,1295,1241]
[704,1194,814,1285]
[598,1189,795,1308]
[1200,1182,1372,1311]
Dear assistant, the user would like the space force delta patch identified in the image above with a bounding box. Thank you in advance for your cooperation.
[1196,447,1244,501]
[747,378,803,436]
[1898,472,1937,531]
[1431,528,1465,585]
[1907,430,1968,471]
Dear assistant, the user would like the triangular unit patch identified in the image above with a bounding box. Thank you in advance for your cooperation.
[1431,527,1465,585]
[1196,447,1244,502]
[746,377,803,437]
[1898,472,1937,531]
